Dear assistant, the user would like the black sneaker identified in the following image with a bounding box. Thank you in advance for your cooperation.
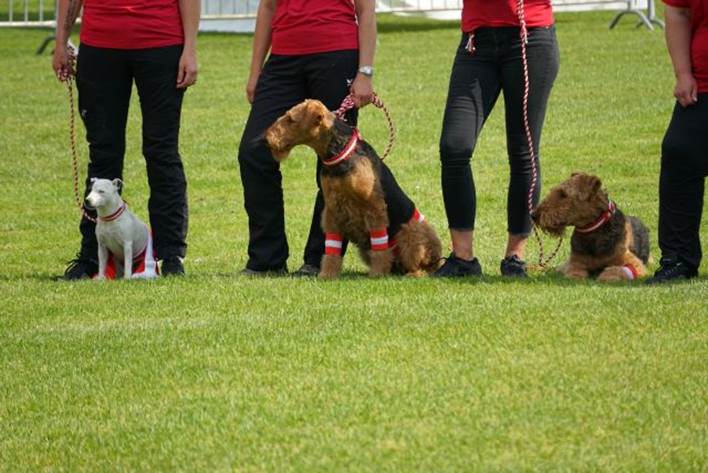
[161,256,185,277]
[240,266,288,277]
[58,253,98,280]
[292,263,320,277]
[500,255,528,277]
[432,253,482,277]
[645,257,697,285]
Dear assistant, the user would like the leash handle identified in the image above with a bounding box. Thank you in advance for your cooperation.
[334,92,396,161]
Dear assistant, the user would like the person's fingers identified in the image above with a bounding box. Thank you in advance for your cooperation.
[176,63,186,87]
[184,70,197,87]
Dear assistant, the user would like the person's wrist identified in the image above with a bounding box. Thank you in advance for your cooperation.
[357,65,374,78]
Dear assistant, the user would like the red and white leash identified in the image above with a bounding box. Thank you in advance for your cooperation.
[334,92,396,161]
[62,49,97,224]
[516,0,562,269]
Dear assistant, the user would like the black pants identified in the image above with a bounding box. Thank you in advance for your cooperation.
[76,44,188,260]
[439,27,559,236]
[238,50,358,271]
[659,96,708,270]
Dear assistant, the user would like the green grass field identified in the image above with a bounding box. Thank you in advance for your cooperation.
[1,10,707,471]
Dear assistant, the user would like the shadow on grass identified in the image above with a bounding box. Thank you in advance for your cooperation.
[2,271,705,289]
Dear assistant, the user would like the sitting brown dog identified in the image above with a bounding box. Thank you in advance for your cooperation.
[532,172,650,281]
[265,99,442,278]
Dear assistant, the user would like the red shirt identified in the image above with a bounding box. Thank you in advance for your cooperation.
[271,0,359,55]
[80,0,184,49]
[462,0,554,33]
[664,0,708,92]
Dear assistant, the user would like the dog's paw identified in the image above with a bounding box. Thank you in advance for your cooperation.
[597,266,630,282]
[318,269,339,280]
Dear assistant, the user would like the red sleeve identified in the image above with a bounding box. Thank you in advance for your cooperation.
[663,0,689,7]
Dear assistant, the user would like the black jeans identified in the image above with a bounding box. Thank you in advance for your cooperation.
[238,50,358,271]
[439,26,559,236]
[76,44,188,260]
[659,96,708,270]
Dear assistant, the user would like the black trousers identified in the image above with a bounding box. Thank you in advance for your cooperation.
[238,50,358,271]
[76,44,188,260]
[439,27,559,236]
[659,96,708,270]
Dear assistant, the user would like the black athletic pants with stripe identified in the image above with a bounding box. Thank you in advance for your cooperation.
[659,96,708,270]
[238,50,358,272]
[439,26,559,236]
[76,44,188,261]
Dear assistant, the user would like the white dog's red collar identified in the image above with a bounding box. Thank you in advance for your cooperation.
[575,201,616,234]
[98,203,127,222]
[322,129,361,166]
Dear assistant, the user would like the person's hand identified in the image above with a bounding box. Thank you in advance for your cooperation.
[246,70,260,104]
[674,72,698,107]
[350,73,373,108]
[177,48,198,89]
[52,43,75,82]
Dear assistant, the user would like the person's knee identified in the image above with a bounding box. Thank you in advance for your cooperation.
[439,136,473,167]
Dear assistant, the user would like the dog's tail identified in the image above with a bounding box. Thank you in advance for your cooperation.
[628,216,650,265]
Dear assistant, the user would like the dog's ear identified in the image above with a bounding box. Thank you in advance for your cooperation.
[112,178,123,191]
[90,177,98,183]
[315,111,334,129]
[578,174,602,200]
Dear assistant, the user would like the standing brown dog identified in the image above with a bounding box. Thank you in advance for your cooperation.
[532,172,650,281]
[265,99,442,278]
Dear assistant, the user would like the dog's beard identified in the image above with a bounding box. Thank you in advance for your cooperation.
[270,148,290,161]
[537,220,566,238]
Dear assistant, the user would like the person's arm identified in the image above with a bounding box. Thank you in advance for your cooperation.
[177,0,200,88]
[246,0,275,103]
[350,0,377,107]
[52,0,83,81]
[665,4,696,107]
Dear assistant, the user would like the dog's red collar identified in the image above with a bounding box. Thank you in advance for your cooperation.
[98,203,127,222]
[322,128,361,166]
[575,201,616,234]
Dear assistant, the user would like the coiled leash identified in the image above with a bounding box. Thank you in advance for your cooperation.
[516,0,562,270]
[61,48,97,223]
[334,92,396,161]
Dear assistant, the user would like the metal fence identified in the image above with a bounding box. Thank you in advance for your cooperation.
[0,0,55,27]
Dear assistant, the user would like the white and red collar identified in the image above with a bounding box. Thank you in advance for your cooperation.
[98,203,127,222]
[575,201,616,234]
[322,128,361,166]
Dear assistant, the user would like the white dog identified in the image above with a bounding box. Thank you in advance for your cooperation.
[85,178,158,280]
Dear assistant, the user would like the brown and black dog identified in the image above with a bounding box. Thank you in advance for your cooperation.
[265,99,441,278]
[532,172,650,281]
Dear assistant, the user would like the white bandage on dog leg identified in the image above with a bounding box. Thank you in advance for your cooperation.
[621,264,638,280]
[325,233,343,256]
[369,228,389,251]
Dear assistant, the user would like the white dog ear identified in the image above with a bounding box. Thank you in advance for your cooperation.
[90,177,98,183]
[112,178,123,191]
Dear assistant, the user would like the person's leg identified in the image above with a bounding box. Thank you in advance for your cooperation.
[238,55,308,272]
[65,45,131,278]
[436,30,501,274]
[653,98,708,278]
[299,49,359,270]
[132,45,187,270]
[500,26,560,263]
